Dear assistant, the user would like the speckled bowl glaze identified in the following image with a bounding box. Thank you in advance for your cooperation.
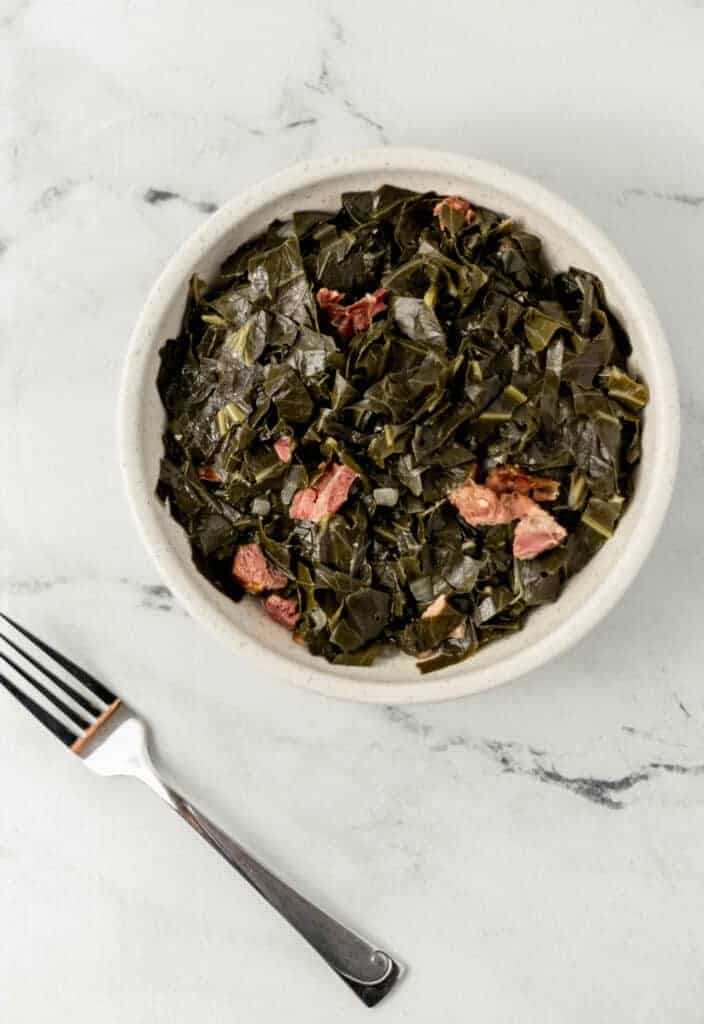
[118,148,679,703]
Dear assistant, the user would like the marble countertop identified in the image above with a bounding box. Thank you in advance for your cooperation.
[2,1,702,1020]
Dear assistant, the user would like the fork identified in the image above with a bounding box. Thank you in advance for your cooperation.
[0,613,401,1008]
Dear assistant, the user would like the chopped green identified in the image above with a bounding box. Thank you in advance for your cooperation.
[156,185,648,675]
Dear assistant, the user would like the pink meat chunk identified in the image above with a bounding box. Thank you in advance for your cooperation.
[449,476,566,559]
[316,287,344,307]
[264,594,299,629]
[197,464,223,483]
[448,480,515,527]
[513,511,567,560]
[486,465,560,502]
[290,463,359,522]
[433,195,475,229]
[274,436,293,463]
[449,478,547,526]
[316,287,388,340]
[232,543,287,594]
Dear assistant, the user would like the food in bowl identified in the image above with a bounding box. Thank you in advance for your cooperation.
[155,185,648,674]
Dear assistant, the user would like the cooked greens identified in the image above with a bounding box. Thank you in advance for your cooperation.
[156,185,647,674]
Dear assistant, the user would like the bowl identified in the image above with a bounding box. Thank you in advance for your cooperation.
[118,148,679,704]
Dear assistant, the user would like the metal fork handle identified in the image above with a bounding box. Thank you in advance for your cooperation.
[165,789,399,1007]
[82,711,400,1006]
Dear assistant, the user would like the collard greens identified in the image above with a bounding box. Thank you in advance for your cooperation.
[156,186,648,674]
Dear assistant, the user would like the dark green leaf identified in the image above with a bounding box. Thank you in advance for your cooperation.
[392,297,446,349]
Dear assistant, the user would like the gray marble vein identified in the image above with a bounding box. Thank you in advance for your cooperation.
[342,99,389,144]
[143,187,218,214]
[623,187,704,207]
[1,577,71,596]
[291,10,390,145]
[383,706,704,809]
[138,583,176,611]
[31,180,77,212]
[284,117,319,130]
[1,577,179,614]
[0,0,30,30]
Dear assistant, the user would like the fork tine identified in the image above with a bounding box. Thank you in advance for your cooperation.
[0,631,103,716]
[0,670,78,746]
[0,648,91,730]
[0,614,116,704]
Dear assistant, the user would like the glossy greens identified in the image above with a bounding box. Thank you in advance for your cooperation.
[156,185,647,674]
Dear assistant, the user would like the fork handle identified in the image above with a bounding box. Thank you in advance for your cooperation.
[81,711,400,1006]
[164,787,400,1007]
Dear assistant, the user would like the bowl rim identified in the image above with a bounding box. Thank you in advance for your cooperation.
[118,146,680,704]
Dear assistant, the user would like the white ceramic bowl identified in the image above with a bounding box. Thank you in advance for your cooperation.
[118,148,679,704]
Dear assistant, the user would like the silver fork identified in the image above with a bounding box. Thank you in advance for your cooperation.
[0,613,401,1008]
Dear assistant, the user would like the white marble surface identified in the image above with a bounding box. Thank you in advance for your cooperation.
[1,1,703,1020]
